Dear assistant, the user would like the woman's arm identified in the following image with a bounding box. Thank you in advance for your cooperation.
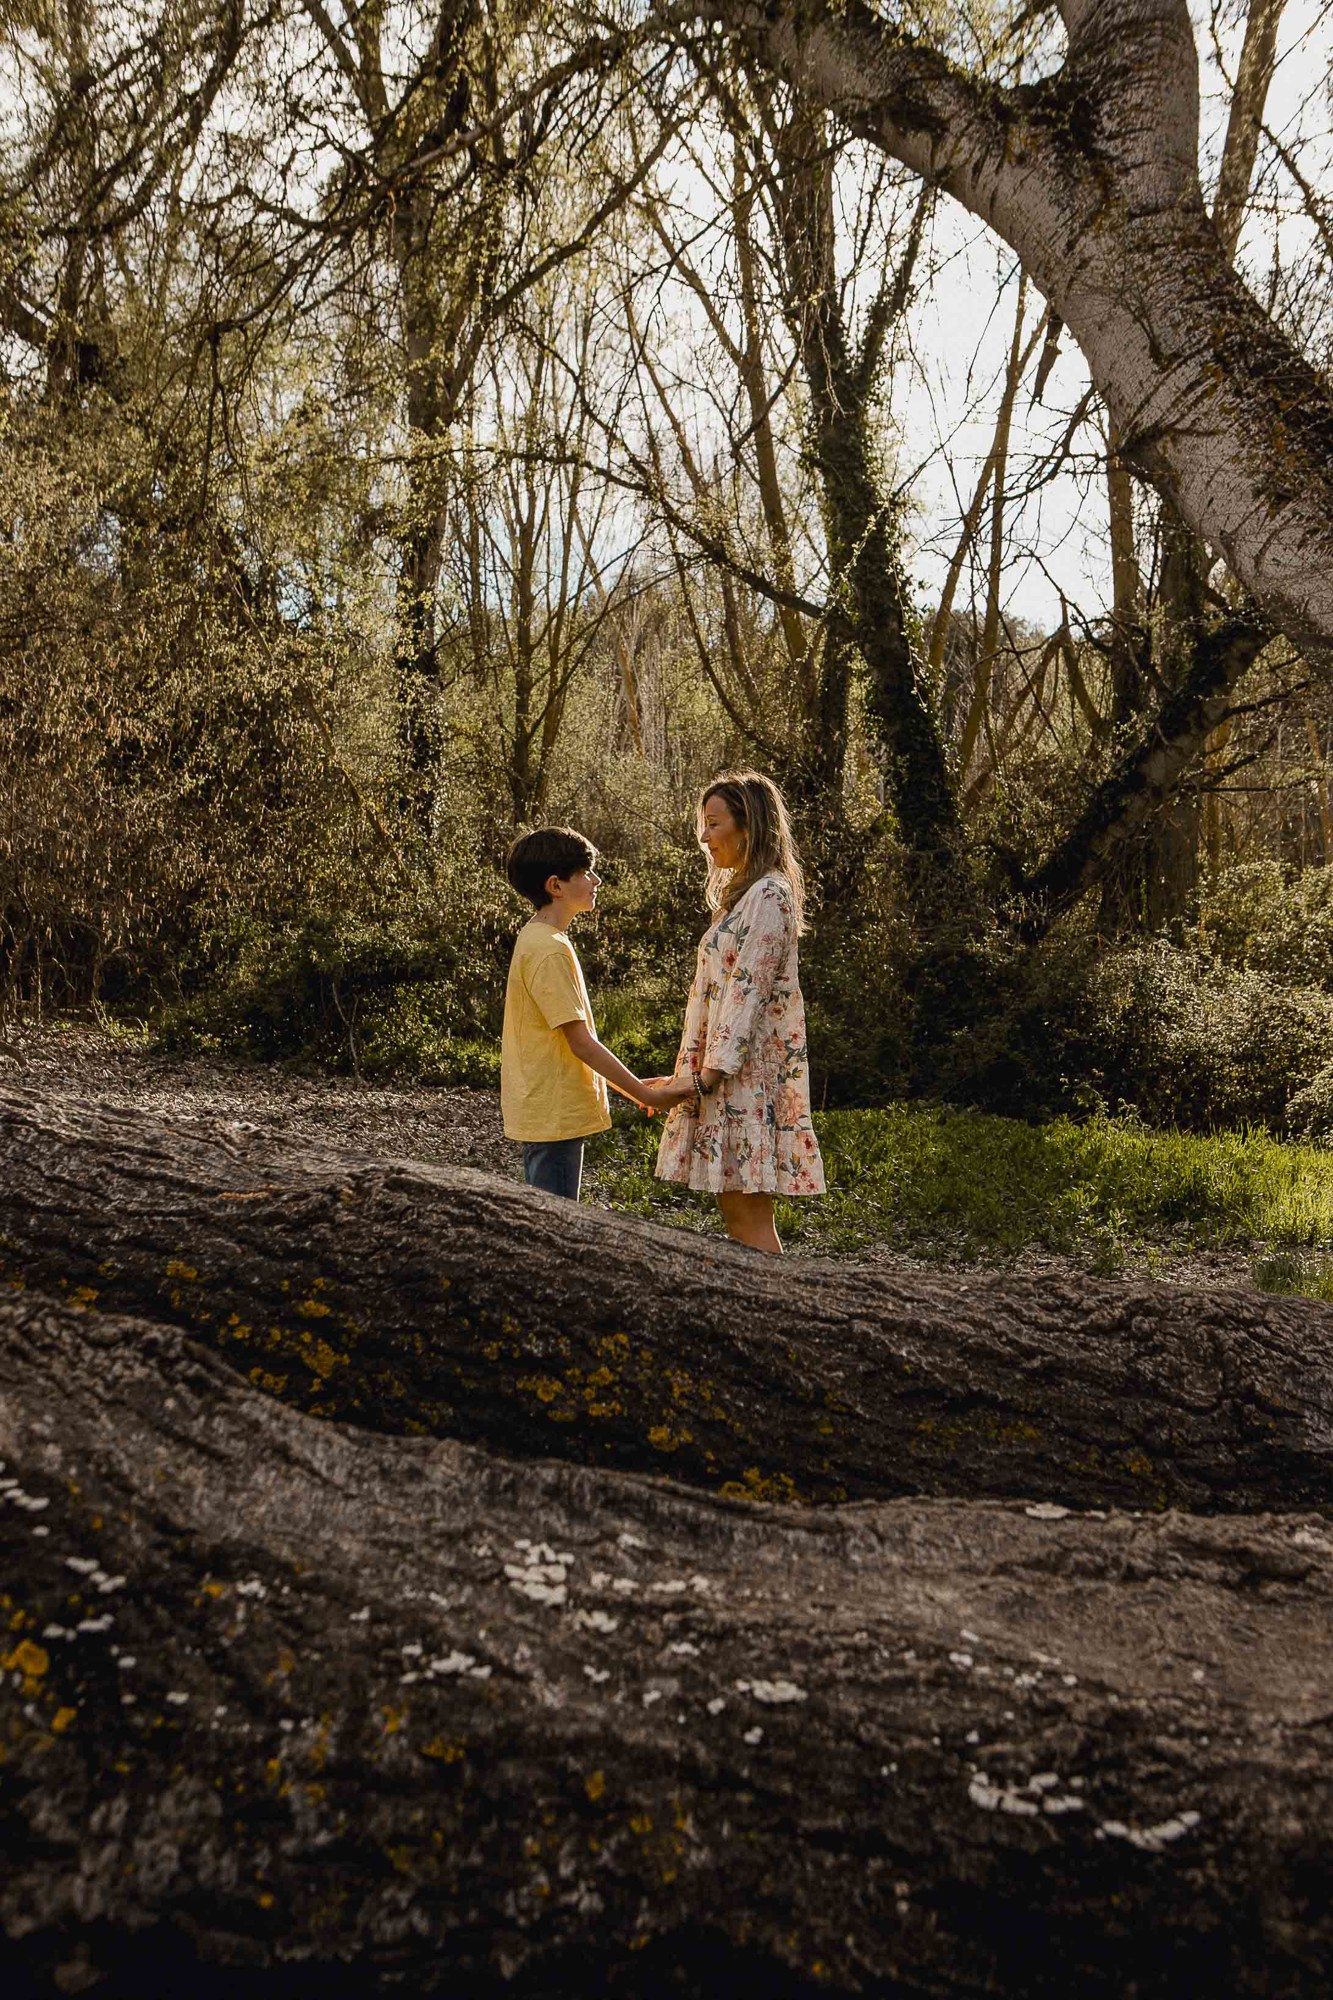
[561,1021,695,1109]
[702,880,793,1079]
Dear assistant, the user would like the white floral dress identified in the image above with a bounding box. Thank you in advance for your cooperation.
[655,873,825,1197]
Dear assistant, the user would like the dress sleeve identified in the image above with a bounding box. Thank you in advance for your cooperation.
[703,879,793,1076]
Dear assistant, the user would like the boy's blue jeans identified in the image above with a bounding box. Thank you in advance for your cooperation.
[521,1137,585,1201]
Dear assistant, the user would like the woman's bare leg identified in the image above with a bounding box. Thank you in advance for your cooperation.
[718,1191,782,1255]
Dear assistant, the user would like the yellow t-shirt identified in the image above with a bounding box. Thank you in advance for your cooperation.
[501,919,611,1143]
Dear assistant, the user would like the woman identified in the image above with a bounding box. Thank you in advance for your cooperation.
[655,771,824,1254]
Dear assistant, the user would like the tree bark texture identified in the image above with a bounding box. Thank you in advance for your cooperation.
[3,1091,1333,1520]
[718,0,1333,661]
[7,1282,1333,1996]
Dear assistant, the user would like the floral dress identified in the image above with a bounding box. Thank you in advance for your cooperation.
[655,873,825,1197]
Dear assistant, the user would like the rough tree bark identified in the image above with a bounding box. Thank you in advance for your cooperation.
[710,0,1333,663]
[3,1091,1333,1518]
[8,1279,1333,1997]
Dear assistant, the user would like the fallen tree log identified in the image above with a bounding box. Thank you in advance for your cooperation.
[3,1088,1333,1513]
[4,1287,1333,1997]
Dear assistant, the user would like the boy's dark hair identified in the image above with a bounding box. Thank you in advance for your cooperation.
[506,826,597,909]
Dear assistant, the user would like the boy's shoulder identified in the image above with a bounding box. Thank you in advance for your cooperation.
[511,920,581,968]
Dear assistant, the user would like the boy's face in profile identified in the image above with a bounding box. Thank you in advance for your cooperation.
[543,865,600,923]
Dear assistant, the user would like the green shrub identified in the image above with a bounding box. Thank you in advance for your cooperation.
[1068,941,1333,1130]
[914,928,1333,1133]
[156,887,514,1081]
[1196,860,1333,989]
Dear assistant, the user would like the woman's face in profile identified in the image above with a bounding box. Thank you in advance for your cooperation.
[700,794,745,871]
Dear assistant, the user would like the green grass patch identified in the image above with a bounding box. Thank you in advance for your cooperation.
[586,1101,1333,1278]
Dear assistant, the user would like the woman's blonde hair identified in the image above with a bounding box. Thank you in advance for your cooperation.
[698,770,806,932]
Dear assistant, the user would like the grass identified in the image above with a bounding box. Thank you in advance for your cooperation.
[585,1101,1333,1295]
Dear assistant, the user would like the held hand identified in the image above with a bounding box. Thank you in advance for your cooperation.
[638,1076,698,1111]
[697,1067,724,1093]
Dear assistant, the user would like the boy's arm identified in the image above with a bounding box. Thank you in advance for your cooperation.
[561,1020,693,1109]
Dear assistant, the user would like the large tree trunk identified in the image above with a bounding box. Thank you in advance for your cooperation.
[3,1090,1333,1521]
[8,1275,1333,1996]
[722,0,1333,664]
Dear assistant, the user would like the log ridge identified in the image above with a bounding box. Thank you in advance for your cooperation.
[1,1087,1332,1513]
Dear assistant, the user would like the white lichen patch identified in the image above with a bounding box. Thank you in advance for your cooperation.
[1098,1811,1201,1852]
[969,1775,1036,1816]
[735,1678,806,1705]
[743,1726,763,1745]
[667,1641,700,1657]
[969,1771,1085,1818]
[65,1557,98,1576]
[949,1652,974,1669]
[426,1651,476,1676]
[583,1666,610,1684]
[504,1542,574,1606]
[1025,1503,1070,1521]
[617,1532,646,1550]
[505,1563,568,1608]
[236,1578,268,1599]
[573,1610,618,1634]
[706,1697,726,1715]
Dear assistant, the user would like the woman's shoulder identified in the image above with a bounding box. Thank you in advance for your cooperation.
[740,871,795,913]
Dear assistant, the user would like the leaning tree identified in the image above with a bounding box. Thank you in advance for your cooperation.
[655,0,1333,924]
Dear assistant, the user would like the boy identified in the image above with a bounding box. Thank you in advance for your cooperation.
[502,826,694,1200]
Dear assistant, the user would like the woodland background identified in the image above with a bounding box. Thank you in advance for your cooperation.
[7,0,1333,1138]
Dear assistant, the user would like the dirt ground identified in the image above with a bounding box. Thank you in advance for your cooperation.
[1,1018,1262,1293]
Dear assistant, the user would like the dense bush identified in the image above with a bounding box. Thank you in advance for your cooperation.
[157,888,515,1080]
[1195,860,1333,989]
[886,924,1333,1135]
[1069,942,1333,1131]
